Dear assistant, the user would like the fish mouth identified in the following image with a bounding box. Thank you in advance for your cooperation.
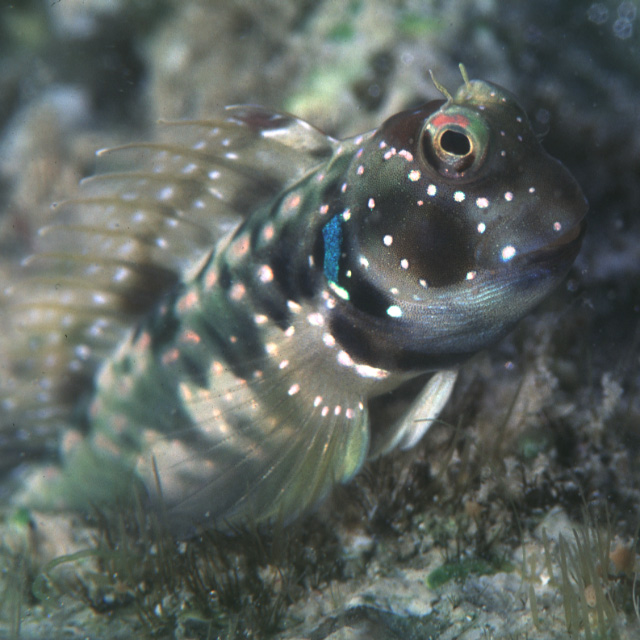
[520,219,586,271]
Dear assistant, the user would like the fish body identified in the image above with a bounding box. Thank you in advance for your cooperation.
[1,71,587,533]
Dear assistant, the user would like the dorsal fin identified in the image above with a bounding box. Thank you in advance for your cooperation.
[0,107,337,466]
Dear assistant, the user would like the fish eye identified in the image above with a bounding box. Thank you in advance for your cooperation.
[421,109,489,179]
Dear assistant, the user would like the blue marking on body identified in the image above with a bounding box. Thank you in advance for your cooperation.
[322,214,343,284]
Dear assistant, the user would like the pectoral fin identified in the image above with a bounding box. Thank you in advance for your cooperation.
[370,369,458,457]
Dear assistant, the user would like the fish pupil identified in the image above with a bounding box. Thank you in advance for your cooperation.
[422,126,477,177]
[440,129,471,156]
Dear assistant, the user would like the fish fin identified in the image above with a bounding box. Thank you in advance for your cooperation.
[126,314,370,533]
[1,107,337,451]
[369,369,458,457]
[141,377,368,533]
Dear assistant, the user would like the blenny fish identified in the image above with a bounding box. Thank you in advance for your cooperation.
[1,66,587,534]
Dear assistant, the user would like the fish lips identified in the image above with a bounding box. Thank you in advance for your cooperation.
[508,217,587,276]
[473,188,588,276]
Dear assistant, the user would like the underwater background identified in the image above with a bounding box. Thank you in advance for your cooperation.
[0,0,639,638]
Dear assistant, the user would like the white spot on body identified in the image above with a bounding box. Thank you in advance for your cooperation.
[322,333,336,347]
[158,186,174,201]
[501,245,517,262]
[288,384,300,396]
[368,198,376,209]
[307,312,324,326]
[383,234,393,246]
[262,223,275,242]
[329,282,350,300]
[386,305,402,318]
[258,264,274,283]
[88,319,108,337]
[400,259,409,270]
[553,221,562,231]
[74,344,91,360]
[427,184,437,196]
[454,191,466,202]
[477,222,486,234]
[504,191,514,201]
[355,364,389,379]
[337,350,354,367]
[265,342,278,355]
[408,169,421,181]
[229,282,246,301]
[113,267,129,282]
[476,197,489,209]
[212,361,224,376]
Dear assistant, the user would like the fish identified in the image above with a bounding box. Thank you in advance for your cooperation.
[0,66,587,534]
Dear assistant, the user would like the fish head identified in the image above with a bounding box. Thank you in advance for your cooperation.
[326,76,587,368]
